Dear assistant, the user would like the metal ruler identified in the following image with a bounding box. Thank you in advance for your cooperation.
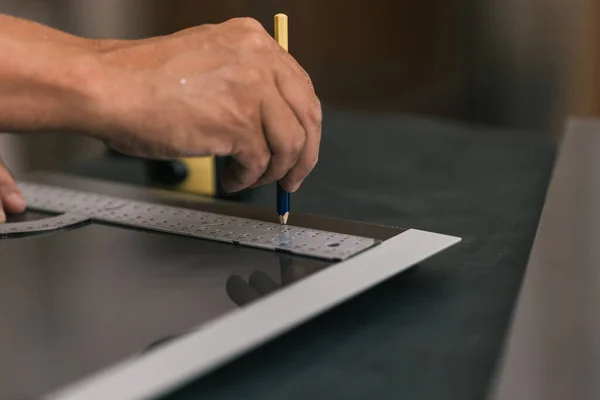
[0,181,380,261]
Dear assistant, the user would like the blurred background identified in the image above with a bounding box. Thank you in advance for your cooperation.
[0,0,598,175]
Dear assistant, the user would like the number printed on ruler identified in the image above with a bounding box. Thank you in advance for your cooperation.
[5,181,381,261]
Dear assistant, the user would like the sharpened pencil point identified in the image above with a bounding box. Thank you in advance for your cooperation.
[279,212,289,225]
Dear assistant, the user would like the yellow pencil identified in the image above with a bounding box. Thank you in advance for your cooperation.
[274,13,288,51]
[274,13,290,225]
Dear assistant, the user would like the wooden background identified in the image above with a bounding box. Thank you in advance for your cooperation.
[145,0,470,119]
[143,0,600,136]
[2,0,600,175]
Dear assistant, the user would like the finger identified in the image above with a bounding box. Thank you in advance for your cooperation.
[250,86,306,188]
[248,270,279,294]
[272,53,322,192]
[220,132,271,193]
[225,275,261,307]
[0,159,26,221]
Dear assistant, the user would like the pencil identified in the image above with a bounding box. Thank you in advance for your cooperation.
[277,182,290,224]
[275,13,290,225]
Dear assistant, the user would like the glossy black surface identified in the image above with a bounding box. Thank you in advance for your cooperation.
[0,210,332,399]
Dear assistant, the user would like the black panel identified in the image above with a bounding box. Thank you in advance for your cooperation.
[0,219,332,399]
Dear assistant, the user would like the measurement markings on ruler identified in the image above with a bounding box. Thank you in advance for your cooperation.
[3,181,381,260]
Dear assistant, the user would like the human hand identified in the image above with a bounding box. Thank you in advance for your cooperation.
[0,158,25,222]
[90,17,322,193]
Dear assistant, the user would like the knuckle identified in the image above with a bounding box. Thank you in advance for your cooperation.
[225,17,269,49]
[243,30,270,50]
[240,66,264,85]
[238,102,258,123]
[281,134,306,156]
[229,93,259,124]
[236,17,264,31]
[251,146,271,171]
[309,97,323,127]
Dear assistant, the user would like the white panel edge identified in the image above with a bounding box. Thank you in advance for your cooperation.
[43,228,461,400]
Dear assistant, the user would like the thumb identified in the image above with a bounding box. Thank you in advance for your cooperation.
[0,158,25,222]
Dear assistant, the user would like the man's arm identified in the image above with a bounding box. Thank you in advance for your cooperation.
[0,13,104,134]
[0,13,322,222]
[0,14,100,221]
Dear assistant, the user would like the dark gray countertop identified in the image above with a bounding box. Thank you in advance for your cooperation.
[61,106,557,400]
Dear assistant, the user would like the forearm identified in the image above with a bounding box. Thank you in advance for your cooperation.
[0,13,106,134]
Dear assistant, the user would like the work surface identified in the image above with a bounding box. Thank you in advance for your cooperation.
[58,107,557,400]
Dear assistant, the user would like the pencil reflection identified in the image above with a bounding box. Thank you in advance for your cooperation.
[226,255,309,307]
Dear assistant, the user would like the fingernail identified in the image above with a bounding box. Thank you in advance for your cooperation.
[290,178,305,193]
[5,193,25,211]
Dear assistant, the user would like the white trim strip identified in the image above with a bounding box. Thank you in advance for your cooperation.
[43,228,460,400]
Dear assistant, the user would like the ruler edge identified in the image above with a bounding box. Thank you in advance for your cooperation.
[10,180,382,261]
[0,213,91,238]
[15,172,404,240]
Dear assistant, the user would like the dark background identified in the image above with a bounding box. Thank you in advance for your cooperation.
[1,0,598,174]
